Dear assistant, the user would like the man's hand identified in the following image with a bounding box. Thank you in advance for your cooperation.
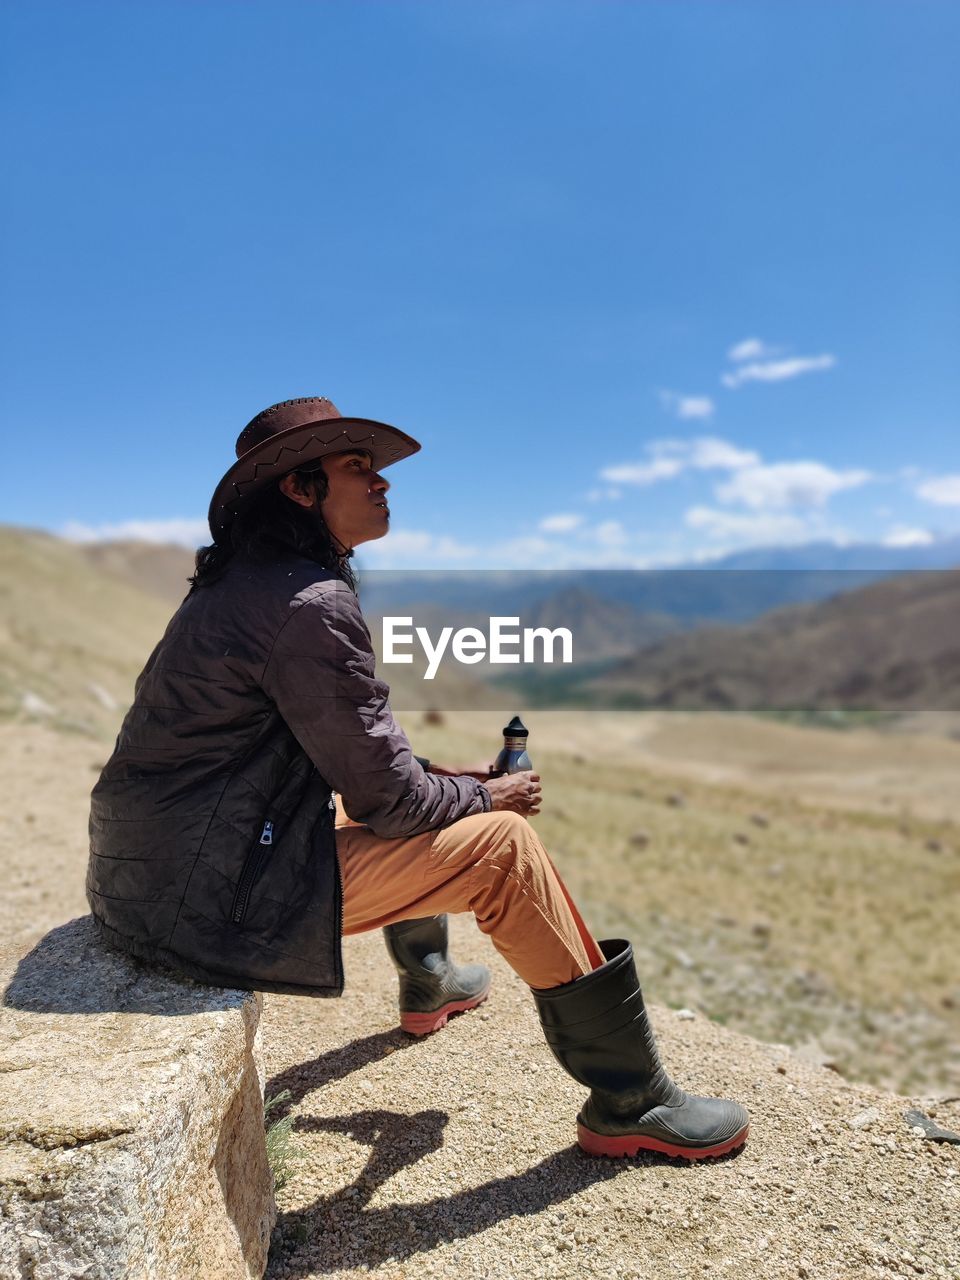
[483,771,542,817]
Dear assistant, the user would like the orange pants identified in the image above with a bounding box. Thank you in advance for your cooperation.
[336,808,604,989]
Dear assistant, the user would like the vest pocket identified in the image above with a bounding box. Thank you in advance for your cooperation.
[231,818,276,925]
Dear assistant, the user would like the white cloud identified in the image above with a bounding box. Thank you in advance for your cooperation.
[487,535,558,564]
[585,486,622,502]
[722,354,836,390]
[716,461,871,510]
[685,506,811,543]
[659,390,715,420]
[672,437,761,470]
[916,474,960,506]
[359,528,479,565]
[727,337,779,362]
[594,520,627,548]
[600,457,684,486]
[601,436,758,490]
[61,518,210,547]
[538,513,584,534]
[883,525,935,548]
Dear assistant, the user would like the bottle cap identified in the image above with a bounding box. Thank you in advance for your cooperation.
[502,715,528,737]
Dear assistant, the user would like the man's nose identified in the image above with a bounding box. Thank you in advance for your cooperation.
[369,470,389,493]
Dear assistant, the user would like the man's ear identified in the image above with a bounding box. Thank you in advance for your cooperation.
[278,472,316,509]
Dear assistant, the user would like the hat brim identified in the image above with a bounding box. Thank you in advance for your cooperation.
[208,416,421,540]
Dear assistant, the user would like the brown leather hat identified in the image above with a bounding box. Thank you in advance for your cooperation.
[208,396,421,539]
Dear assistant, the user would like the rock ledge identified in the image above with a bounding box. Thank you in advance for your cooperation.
[0,916,275,1279]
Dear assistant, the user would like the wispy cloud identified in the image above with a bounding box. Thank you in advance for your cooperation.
[685,506,811,543]
[600,457,685,486]
[659,390,715,420]
[601,436,758,488]
[883,525,935,548]
[359,528,479,565]
[61,518,210,547]
[538,513,584,533]
[916,474,960,506]
[594,520,627,548]
[653,437,761,470]
[716,462,871,510]
[727,337,780,362]
[722,354,836,390]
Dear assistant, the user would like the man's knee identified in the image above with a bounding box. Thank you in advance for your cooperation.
[469,809,546,874]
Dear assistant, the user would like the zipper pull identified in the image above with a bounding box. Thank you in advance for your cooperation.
[259,820,274,846]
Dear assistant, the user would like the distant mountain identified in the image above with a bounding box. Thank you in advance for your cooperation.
[704,538,960,572]
[360,566,900,626]
[511,586,682,661]
[12,526,960,631]
[583,569,960,713]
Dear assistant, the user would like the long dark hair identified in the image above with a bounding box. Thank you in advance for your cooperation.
[189,464,356,593]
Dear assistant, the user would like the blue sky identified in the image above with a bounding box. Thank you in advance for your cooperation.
[2,1,958,568]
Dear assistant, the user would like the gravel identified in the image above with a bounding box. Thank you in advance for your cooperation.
[261,919,960,1280]
[3,724,956,1280]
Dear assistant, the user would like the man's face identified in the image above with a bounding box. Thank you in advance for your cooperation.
[317,450,391,551]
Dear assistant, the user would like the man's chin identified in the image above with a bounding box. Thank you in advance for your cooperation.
[356,522,390,547]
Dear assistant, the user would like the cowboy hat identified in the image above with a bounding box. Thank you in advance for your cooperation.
[208,396,421,539]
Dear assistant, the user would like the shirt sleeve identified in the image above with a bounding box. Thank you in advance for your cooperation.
[261,579,491,838]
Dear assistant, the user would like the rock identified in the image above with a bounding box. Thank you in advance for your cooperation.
[733,832,751,846]
[0,917,275,1278]
[903,1108,960,1144]
[847,1106,881,1130]
[86,682,119,711]
[749,813,770,829]
[665,792,686,808]
[21,691,55,718]
[675,1009,696,1021]
[629,830,650,849]
[924,839,943,854]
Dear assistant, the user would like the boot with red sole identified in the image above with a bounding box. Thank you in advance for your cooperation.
[383,914,491,1036]
[532,939,749,1160]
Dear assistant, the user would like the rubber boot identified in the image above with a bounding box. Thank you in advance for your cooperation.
[532,938,749,1160]
[383,914,491,1037]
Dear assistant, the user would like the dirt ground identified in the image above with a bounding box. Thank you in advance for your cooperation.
[2,717,958,1279]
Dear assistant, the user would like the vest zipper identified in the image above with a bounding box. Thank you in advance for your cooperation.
[232,819,275,925]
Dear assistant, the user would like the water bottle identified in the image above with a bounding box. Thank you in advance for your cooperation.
[490,715,533,777]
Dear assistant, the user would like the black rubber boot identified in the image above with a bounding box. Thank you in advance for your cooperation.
[532,939,749,1159]
[383,914,491,1037]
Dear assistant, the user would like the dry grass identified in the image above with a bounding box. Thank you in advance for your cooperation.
[406,708,960,1096]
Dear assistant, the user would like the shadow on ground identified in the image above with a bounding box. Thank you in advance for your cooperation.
[265,1032,741,1276]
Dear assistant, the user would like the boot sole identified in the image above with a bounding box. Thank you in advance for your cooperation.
[577,1121,749,1161]
[400,989,490,1037]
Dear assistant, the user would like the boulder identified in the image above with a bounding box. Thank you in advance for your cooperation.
[0,916,275,1279]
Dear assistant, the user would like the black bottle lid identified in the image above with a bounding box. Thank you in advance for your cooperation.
[502,715,528,737]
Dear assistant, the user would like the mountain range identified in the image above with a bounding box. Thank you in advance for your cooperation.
[3,525,959,723]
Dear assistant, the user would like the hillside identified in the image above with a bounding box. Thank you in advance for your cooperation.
[0,527,179,736]
[586,569,960,713]
[78,537,195,607]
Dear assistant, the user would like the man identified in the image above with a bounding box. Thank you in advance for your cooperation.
[88,397,749,1160]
